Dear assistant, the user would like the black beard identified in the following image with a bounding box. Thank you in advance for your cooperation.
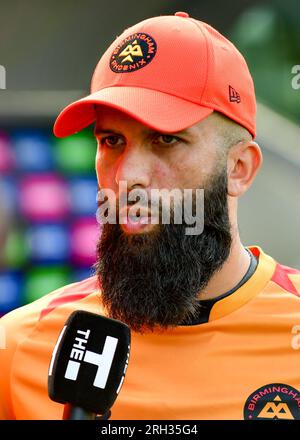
[95,166,232,333]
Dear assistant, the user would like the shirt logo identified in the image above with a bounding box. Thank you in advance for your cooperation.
[258,395,293,419]
[244,383,300,419]
[110,33,157,73]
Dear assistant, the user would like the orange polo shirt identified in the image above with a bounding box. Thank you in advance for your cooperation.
[1,245,300,420]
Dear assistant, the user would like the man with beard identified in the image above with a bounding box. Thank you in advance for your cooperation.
[1,13,300,421]
[95,107,235,333]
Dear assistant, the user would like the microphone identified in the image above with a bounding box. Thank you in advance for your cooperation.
[48,310,131,420]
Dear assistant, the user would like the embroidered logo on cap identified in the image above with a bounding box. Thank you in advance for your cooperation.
[110,33,157,73]
[229,85,241,103]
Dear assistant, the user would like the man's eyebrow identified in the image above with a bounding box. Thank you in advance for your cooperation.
[171,128,192,136]
[94,127,123,136]
[94,126,192,137]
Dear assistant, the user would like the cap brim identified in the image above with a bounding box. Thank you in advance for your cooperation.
[53,86,213,138]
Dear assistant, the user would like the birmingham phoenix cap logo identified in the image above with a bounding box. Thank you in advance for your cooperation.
[110,33,157,73]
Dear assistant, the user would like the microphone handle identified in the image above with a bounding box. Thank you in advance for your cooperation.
[63,404,96,420]
[63,405,112,420]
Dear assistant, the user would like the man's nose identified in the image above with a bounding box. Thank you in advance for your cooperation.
[115,145,152,190]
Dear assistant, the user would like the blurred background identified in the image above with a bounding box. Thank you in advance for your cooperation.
[0,0,299,315]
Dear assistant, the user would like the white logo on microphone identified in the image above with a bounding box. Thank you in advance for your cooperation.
[64,329,118,389]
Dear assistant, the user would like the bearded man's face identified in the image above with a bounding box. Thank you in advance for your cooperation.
[94,107,232,333]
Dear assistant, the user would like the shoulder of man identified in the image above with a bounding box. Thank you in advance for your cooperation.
[0,275,101,419]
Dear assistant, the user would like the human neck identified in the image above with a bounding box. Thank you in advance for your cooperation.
[198,235,251,301]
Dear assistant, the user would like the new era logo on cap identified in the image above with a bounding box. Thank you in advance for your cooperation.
[229,85,241,103]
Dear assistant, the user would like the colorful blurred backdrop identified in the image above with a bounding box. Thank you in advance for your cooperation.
[0,0,300,315]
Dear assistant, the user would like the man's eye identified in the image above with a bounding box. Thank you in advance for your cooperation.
[100,135,123,147]
[156,134,178,145]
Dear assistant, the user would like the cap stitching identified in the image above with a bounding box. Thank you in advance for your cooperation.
[188,18,210,103]
[186,18,255,138]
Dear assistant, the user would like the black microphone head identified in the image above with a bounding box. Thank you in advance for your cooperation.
[48,311,131,415]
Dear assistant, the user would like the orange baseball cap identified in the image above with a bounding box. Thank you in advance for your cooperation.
[53,12,256,138]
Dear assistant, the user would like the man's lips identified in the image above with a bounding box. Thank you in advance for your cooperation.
[119,206,157,233]
[119,206,151,223]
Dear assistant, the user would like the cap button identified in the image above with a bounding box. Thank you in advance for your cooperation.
[174,11,190,18]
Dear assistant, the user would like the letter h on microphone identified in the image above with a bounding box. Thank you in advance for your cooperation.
[65,329,118,389]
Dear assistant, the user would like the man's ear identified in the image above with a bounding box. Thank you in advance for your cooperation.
[227,141,263,197]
